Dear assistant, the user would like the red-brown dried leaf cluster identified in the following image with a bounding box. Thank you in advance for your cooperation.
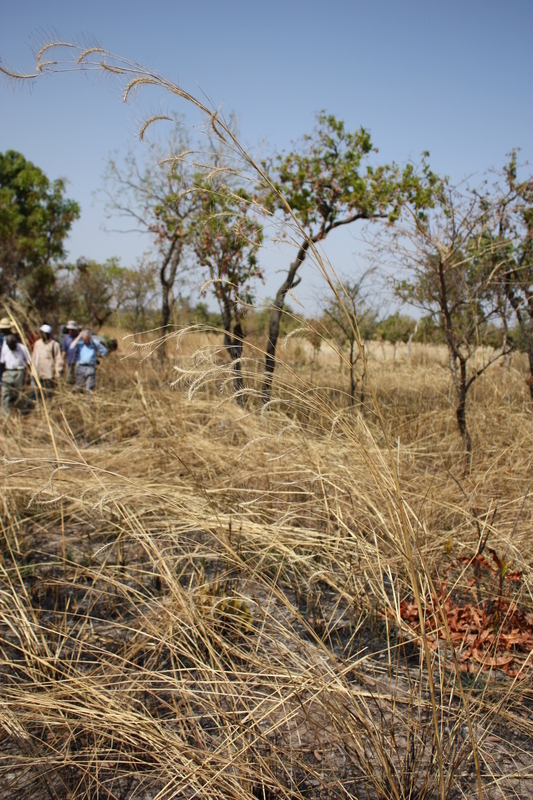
[458,551,522,585]
[397,558,533,679]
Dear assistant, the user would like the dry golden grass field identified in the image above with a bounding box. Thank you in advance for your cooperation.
[0,330,532,799]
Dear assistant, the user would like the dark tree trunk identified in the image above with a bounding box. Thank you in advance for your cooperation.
[226,322,246,406]
[220,292,246,407]
[504,283,533,399]
[349,339,356,406]
[159,281,171,364]
[437,257,472,450]
[455,356,472,454]
[161,284,171,331]
[261,239,310,405]
[520,320,533,400]
[260,213,373,406]
[526,333,533,401]
[159,239,182,363]
[360,362,366,408]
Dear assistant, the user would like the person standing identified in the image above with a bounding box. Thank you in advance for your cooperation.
[31,324,63,398]
[69,328,108,393]
[61,321,79,384]
[0,318,13,386]
[0,318,12,349]
[0,334,31,412]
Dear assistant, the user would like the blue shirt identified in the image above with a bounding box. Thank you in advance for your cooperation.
[71,338,108,366]
[62,334,78,365]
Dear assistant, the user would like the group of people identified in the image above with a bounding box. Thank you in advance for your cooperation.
[0,318,109,413]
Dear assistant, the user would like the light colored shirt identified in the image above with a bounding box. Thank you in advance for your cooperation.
[0,342,31,370]
[70,337,108,366]
[32,338,63,380]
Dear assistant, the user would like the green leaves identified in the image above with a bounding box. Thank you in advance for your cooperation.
[261,113,436,238]
[58,257,154,330]
[267,114,378,229]
[0,150,80,308]
[191,179,263,317]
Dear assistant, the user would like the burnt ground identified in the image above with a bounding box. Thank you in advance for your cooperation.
[0,519,532,800]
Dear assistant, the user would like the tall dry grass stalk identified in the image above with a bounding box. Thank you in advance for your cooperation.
[0,41,532,799]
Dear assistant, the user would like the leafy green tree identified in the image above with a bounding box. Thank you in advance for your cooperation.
[0,150,79,314]
[377,313,416,345]
[412,315,443,345]
[173,297,223,328]
[59,257,132,330]
[259,113,436,404]
[377,313,417,359]
[191,182,263,404]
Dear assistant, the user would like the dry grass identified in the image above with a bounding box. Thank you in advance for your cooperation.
[0,334,531,800]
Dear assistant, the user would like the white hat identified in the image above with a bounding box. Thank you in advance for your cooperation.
[66,320,79,330]
[40,324,52,334]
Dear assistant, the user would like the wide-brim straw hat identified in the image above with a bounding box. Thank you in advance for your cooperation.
[0,317,12,330]
[66,320,79,330]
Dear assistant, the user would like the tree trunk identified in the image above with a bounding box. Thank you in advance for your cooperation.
[349,338,356,406]
[518,318,533,400]
[158,239,182,364]
[525,332,533,401]
[226,322,246,407]
[455,356,472,454]
[505,285,533,399]
[159,281,171,363]
[437,258,472,450]
[220,291,246,407]
[261,239,310,405]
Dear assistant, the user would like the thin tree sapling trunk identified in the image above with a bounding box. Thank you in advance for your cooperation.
[158,240,182,363]
[349,339,356,406]
[504,281,533,399]
[261,240,309,404]
[454,356,472,454]
[220,289,246,407]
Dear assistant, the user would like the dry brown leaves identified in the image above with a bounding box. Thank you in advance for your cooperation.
[398,557,533,679]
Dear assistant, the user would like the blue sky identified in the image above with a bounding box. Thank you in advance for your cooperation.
[1,0,532,311]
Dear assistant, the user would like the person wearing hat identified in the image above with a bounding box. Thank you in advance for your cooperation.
[69,328,108,393]
[0,318,12,385]
[30,324,63,399]
[0,334,31,412]
[61,320,80,385]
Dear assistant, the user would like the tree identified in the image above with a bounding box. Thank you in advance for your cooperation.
[387,175,512,452]
[191,181,263,404]
[58,257,139,330]
[259,113,434,404]
[377,312,417,359]
[118,259,159,331]
[252,299,303,338]
[488,153,533,396]
[102,124,198,354]
[377,313,416,345]
[323,277,378,405]
[0,150,79,314]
